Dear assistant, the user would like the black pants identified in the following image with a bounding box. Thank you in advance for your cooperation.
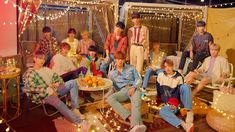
[178,51,208,72]
[60,67,87,82]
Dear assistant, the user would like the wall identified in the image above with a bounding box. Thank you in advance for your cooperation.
[207,8,235,76]
[0,0,17,57]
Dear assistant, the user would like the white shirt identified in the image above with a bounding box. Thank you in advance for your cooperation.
[51,53,76,75]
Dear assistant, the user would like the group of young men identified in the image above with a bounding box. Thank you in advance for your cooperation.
[23,12,231,132]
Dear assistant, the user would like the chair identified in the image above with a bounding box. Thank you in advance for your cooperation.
[194,63,234,90]
[22,87,68,117]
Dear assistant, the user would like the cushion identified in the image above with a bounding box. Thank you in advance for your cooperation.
[206,109,235,132]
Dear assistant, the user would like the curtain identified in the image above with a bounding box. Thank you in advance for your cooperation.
[207,8,235,76]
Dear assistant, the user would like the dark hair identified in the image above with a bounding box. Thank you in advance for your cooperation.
[161,59,174,69]
[42,26,51,33]
[131,12,140,19]
[196,20,206,27]
[88,45,97,52]
[114,51,126,60]
[34,50,45,59]
[60,42,71,50]
[68,28,76,34]
[116,21,125,30]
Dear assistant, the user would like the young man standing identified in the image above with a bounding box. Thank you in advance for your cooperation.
[100,21,127,75]
[34,26,59,66]
[128,12,149,74]
[156,59,194,132]
[178,21,213,74]
[107,51,146,132]
[23,51,88,130]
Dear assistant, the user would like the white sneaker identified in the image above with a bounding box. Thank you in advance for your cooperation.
[140,88,146,93]
[72,109,86,120]
[130,125,146,132]
[186,111,194,123]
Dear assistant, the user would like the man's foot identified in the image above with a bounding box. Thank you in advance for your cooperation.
[130,125,147,132]
[186,111,194,123]
[76,120,90,132]
[182,122,194,132]
[72,109,86,120]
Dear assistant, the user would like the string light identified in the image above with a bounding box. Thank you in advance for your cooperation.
[211,92,235,120]
[3,0,116,36]
[0,117,16,132]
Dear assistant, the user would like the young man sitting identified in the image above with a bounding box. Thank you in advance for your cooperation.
[50,42,87,82]
[142,42,166,90]
[156,59,194,132]
[80,45,103,76]
[23,51,87,130]
[106,51,146,132]
[185,43,230,96]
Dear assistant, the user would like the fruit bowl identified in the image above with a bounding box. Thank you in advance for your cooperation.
[77,76,112,91]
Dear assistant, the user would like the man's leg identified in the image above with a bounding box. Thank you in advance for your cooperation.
[185,72,197,85]
[44,95,81,124]
[159,105,181,127]
[142,68,155,89]
[57,80,79,109]
[107,88,130,120]
[178,51,190,70]
[129,89,142,127]
[130,45,137,70]
[180,84,192,110]
[192,77,210,96]
[136,46,144,74]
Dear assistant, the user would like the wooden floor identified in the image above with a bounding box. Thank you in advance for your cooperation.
[0,90,216,132]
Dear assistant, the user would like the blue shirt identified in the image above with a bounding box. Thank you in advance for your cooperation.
[108,64,142,89]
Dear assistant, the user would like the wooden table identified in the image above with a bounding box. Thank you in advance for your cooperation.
[76,77,112,113]
[0,68,21,122]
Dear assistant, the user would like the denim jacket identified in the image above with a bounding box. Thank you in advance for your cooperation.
[108,64,142,90]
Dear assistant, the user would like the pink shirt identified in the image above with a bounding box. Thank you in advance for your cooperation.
[77,39,95,55]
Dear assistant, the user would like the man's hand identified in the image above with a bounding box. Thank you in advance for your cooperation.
[105,56,110,63]
[51,82,60,89]
[128,87,136,96]
[150,65,157,71]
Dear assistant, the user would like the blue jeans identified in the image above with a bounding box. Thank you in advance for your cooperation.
[107,87,142,127]
[159,84,192,127]
[44,80,81,123]
[142,68,159,89]
[100,54,114,75]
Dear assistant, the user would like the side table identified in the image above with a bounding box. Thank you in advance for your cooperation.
[0,68,21,122]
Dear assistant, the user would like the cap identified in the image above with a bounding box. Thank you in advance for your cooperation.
[196,20,206,27]
[131,12,140,19]
[167,98,180,107]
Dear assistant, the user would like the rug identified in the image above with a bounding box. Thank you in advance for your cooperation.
[98,107,207,132]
